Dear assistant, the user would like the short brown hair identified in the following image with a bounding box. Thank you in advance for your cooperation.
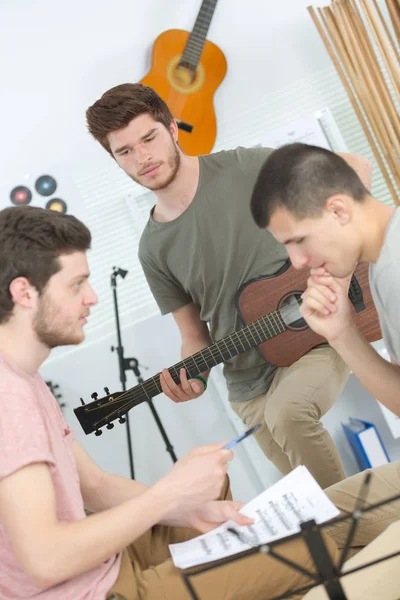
[251,143,370,228]
[86,83,174,155]
[0,205,91,324]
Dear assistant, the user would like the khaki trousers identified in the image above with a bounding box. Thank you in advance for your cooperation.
[230,345,350,489]
[107,462,400,600]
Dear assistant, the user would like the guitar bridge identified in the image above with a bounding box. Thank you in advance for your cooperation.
[348,274,365,313]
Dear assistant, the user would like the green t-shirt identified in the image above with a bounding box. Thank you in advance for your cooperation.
[138,146,288,402]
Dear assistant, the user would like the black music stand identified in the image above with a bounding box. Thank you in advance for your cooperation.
[181,472,400,600]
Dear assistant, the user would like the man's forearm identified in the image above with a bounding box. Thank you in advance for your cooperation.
[84,472,148,513]
[337,153,372,188]
[31,479,179,590]
[83,472,191,528]
[331,327,400,415]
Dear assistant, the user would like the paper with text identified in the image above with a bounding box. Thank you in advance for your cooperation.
[169,466,340,569]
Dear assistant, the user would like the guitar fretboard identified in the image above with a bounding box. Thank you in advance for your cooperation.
[121,309,286,411]
[181,0,219,68]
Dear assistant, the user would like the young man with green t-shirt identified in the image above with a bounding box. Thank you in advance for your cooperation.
[86,83,373,489]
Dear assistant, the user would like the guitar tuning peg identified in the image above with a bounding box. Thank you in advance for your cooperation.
[118,416,126,424]
[106,422,114,430]
[91,392,98,400]
[94,429,103,436]
[80,398,86,406]
[104,387,110,395]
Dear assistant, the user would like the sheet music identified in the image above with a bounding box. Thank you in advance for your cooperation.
[169,466,339,569]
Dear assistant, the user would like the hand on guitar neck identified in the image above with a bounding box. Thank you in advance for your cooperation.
[160,366,206,403]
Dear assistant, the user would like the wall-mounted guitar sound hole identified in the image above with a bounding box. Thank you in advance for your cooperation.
[167,55,205,94]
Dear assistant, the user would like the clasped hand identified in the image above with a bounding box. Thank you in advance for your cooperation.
[300,267,355,342]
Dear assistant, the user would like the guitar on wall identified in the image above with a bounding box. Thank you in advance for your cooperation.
[74,261,381,436]
[139,0,226,156]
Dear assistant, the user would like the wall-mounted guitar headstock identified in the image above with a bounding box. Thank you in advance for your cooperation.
[46,380,66,411]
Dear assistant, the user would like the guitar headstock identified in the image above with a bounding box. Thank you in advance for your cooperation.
[46,380,66,411]
[73,387,128,435]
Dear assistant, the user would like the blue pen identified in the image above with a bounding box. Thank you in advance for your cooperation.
[223,423,262,449]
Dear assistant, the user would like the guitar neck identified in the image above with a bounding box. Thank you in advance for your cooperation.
[130,310,285,406]
[182,0,219,68]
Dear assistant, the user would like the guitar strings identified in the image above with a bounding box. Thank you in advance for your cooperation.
[90,309,287,428]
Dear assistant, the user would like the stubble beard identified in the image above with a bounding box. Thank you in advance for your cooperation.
[33,294,84,349]
[130,139,181,191]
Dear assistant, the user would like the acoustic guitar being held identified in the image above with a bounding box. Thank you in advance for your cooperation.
[74,261,381,437]
[139,0,226,156]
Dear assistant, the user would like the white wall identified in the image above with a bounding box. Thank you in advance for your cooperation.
[1,0,399,501]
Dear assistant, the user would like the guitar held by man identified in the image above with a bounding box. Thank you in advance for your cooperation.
[74,261,380,436]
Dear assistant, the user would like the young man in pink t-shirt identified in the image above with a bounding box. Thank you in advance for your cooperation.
[0,205,398,600]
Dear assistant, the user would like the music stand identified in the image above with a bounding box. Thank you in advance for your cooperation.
[180,472,400,600]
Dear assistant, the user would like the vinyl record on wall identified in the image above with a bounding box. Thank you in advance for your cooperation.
[35,174,57,196]
[46,198,67,213]
[10,186,32,206]
[2,167,83,221]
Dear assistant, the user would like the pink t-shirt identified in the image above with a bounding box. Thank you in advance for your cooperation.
[0,352,121,599]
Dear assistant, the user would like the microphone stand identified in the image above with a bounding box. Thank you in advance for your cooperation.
[111,267,177,480]
[111,267,135,478]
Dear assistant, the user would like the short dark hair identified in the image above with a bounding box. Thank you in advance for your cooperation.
[251,143,370,228]
[0,205,91,324]
[86,83,174,155]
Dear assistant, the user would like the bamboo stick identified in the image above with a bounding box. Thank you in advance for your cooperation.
[308,5,399,201]
[308,0,400,203]
[328,2,400,186]
[385,0,400,46]
[329,2,400,184]
[343,0,400,159]
[371,0,400,63]
[361,0,400,102]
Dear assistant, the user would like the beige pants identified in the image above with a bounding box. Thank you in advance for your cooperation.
[107,462,400,600]
[230,345,350,489]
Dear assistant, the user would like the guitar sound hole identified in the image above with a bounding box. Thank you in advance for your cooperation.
[175,64,196,85]
[279,293,307,330]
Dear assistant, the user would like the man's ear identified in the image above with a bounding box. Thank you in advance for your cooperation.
[9,277,38,308]
[170,119,179,142]
[325,194,352,225]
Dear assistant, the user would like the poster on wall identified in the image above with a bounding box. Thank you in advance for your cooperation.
[260,107,348,153]
[0,167,84,219]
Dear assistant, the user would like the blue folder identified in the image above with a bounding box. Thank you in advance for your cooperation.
[342,418,390,471]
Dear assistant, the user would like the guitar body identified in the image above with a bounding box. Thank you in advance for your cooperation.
[140,29,227,156]
[237,261,381,367]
